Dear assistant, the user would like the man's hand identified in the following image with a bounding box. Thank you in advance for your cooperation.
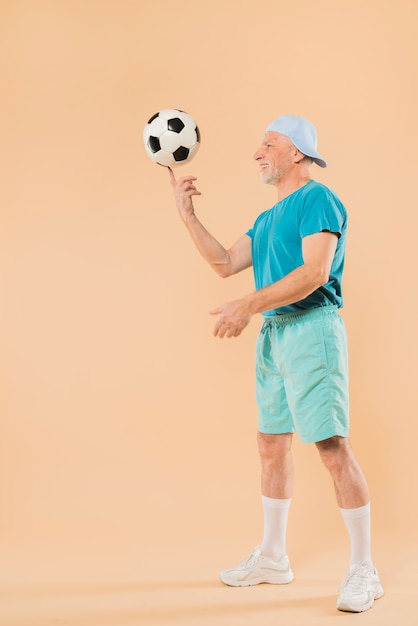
[168,167,201,222]
[210,298,252,338]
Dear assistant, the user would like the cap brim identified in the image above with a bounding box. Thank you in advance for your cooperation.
[311,155,327,168]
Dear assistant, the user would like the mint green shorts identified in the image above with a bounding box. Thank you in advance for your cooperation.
[256,306,349,443]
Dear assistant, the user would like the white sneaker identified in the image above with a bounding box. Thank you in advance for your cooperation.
[219,546,294,587]
[337,561,384,612]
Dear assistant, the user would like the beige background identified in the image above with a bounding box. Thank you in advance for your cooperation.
[0,0,417,624]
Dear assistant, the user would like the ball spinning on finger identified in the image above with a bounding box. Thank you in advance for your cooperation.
[143,109,201,167]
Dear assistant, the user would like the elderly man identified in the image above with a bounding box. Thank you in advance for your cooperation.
[168,114,383,613]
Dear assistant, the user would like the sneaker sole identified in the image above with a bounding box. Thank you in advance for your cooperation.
[219,571,294,587]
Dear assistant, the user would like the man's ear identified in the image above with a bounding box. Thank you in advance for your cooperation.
[294,149,306,164]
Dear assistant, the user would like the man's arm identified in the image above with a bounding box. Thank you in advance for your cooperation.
[168,168,252,277]
[210,231,339,338]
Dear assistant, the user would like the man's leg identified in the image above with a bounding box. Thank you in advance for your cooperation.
[258,432,293,560]
[316,436,383,612]
[316,435,372,564]
[258,432,294,498]
[218,432,294,586]
[315,435,368,509]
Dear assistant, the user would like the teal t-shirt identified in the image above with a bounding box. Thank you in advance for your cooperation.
[246,180,348,316]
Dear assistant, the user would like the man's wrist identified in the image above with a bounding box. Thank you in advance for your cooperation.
[243,293,259,316]
[182,210,196,225]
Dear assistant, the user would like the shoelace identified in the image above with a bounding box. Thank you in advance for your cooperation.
[239,548,263,569]
[339,563,374,593]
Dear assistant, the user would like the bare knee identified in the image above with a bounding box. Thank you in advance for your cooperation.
[316,436,354,475]
[257,432,293,462]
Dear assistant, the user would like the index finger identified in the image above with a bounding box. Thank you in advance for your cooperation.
[167,166,176,186]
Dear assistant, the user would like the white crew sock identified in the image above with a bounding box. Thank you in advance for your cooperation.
[260,495,291,561]
[340,502,372,568]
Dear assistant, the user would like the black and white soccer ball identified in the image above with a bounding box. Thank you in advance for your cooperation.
[143,109,201,167]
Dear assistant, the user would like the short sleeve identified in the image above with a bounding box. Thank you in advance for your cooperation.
[299,186,347,239]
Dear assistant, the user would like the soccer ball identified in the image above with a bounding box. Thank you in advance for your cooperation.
[143,109,201,167]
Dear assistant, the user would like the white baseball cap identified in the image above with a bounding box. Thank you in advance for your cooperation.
[265,114,327,168]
